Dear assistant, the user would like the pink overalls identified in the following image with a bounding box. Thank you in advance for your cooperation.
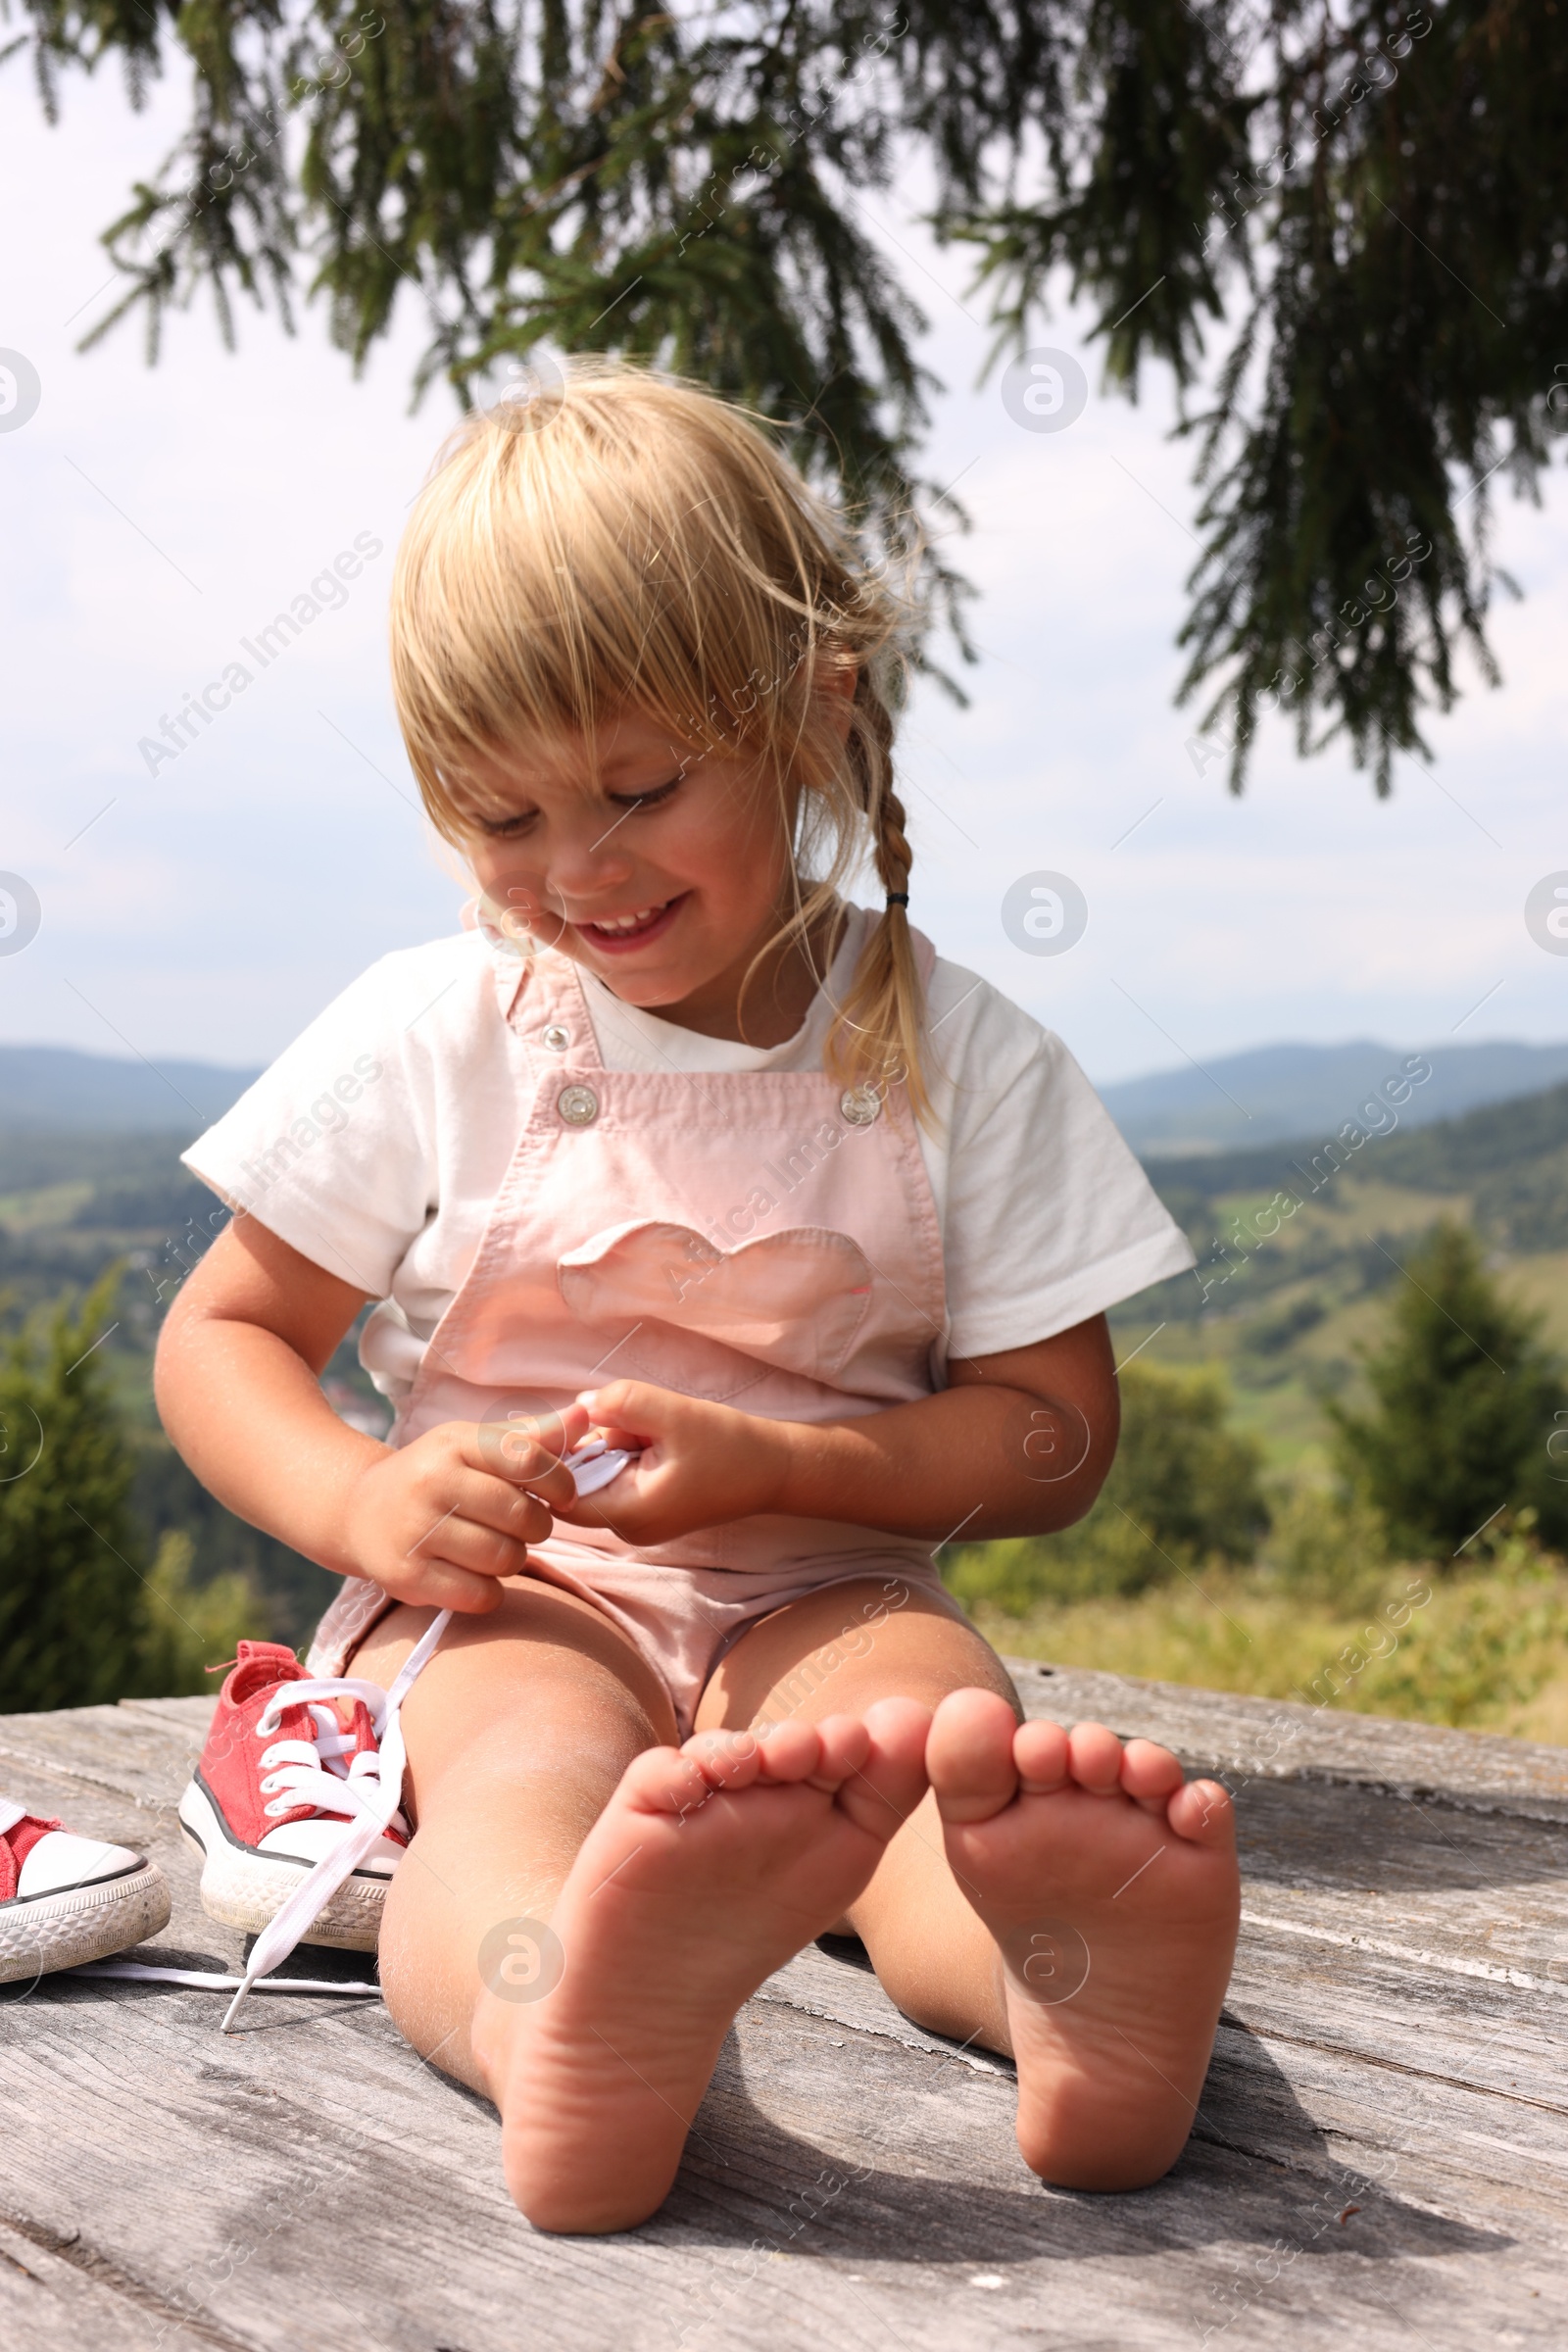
[307,930,965,1730]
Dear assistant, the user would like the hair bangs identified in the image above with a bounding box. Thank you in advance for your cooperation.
[389,361,937,1123]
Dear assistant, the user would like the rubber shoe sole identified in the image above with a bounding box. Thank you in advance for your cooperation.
[0,1859,172,1984]
[177,1775,391,1952]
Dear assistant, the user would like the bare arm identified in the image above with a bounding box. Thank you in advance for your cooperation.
[572,1315,1120,1548]
[155,1213,583,1615]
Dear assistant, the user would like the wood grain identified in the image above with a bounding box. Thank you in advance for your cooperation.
[0,1667,1563,2351]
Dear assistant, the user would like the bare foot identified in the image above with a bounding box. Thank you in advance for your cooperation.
[928,1690,1239,2190]
[473,1702,931,2231]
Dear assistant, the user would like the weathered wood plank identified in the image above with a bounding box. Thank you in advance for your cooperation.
[1007,1657,1568,1819]
[0,1701,209,1819]
[7,1973,1564,2352]
[0,2218,172,2352]
[1,1670,1566,2350]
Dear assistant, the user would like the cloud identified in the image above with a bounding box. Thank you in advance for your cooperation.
[1,92,1564,1084]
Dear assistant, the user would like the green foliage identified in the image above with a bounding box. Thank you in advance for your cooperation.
[944,1359,1267,1617]
[1254,1476,1389,1598]
[0,1272,255,1711]
[993,1544,1568,1734]
[1329,1220,1568,1559]
[12,1,1568,783]
[137,1529,257,1697]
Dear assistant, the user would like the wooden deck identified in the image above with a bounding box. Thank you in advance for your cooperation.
[3,1661,1567,2350]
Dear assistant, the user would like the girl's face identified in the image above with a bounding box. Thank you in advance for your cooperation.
[457,710,808,1042]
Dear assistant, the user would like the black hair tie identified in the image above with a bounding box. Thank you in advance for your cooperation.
[886,891,909,907]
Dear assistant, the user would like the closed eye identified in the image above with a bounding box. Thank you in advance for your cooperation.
[477,767,686,839]
[607,771,684,813]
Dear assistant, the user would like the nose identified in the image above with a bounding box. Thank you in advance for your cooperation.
[542,809,637,915]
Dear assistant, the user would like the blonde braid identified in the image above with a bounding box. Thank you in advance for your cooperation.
[824,673,934,1127]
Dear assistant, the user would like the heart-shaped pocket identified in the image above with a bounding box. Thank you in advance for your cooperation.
[559,1220,873,1389]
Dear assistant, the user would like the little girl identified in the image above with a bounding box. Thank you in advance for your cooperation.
[157,365,1240,2233]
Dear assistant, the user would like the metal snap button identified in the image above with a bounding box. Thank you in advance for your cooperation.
[840,1085,882,1127]
[557,1083,600,1128]
[541,1024,570,1054]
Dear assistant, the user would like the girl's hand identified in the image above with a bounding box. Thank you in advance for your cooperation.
[336,1405,590,1611]
[561,1381,791,1546]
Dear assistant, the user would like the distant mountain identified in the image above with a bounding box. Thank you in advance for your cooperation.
[1140,1078,1568,1266]
[0,1044,261,1134]
[8,1031,1568,1156]
[1099,1039,1568,1154]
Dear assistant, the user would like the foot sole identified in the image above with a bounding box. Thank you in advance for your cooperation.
[0,1859,172,1984]
[177,1779,391,1952]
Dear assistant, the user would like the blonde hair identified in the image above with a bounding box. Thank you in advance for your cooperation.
[389,361,933,1121]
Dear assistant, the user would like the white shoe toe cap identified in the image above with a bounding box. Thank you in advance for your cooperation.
[17,1831,146,1898]
[257,1819,404,1874]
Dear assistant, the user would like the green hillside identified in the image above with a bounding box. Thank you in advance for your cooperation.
[0,1130,368,1646]
[5,1080,1568,1695]
[1122,1080,1568,1467]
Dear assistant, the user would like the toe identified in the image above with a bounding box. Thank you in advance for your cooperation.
[1120,1739,1185,1807]
[752,1719,823,1783]
[804,1714,872,1789]
[685,1728,764,1791]
[619,1743,710,1817]
[1014,1718,1070,1792]
[1167,1777,1237,1847]
[1066,1720,1124,1795]
[833,1697,931,1840]
[927,1689,1021,1824]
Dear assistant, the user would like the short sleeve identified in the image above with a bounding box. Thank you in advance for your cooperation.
[181,953,446,1298]
[932,980,1195,1358]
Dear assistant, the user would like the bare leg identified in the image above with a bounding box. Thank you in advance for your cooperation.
[352,1579,678,2094]
[700,1580,1240,2189]
[355,1578,931,2232]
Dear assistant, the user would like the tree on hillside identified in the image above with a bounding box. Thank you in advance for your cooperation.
[1329,1220,1568,1560]
[14,1,1568,789]
[0,1271,253,1711]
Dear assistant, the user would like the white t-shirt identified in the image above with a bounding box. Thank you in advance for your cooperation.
[183,906,1193,1406]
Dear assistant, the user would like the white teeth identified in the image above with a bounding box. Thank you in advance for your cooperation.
[592,905,662,933]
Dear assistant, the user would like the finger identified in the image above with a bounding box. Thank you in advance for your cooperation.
[391,1558,507,1614]
[582,1421,642,1455]
[576,1381,673,1443]
[442,1466,557,1546]
[404,1503,532,1583]
[469,1407,588,1504]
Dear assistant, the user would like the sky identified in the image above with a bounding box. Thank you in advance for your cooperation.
[1,56,1566,1089]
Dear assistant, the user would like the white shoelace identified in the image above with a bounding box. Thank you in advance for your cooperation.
[252,1676,412,1836]
[68,1610,453,2024]
[73,1437,637,2024]
[217,1609,453,2029]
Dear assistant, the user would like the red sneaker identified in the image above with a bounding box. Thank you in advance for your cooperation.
[178,1642,410,1952]
[0,1797,171,1984]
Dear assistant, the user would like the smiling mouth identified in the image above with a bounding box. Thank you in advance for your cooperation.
[574,897,684,950]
